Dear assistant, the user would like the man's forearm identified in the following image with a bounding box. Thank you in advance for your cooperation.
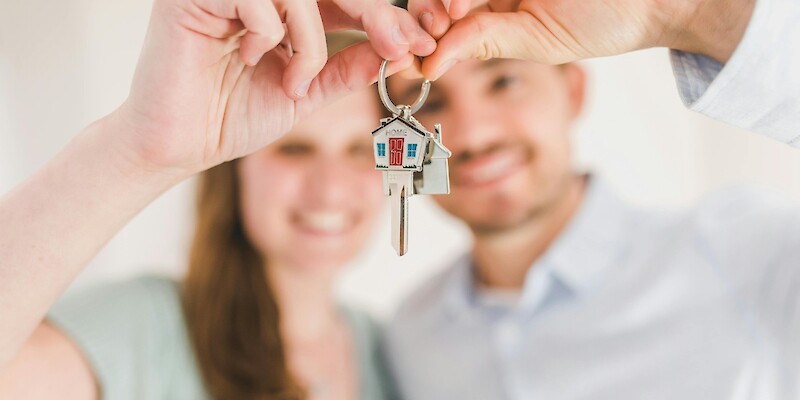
[0,113,185,367]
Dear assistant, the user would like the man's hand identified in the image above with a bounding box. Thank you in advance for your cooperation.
[407,0,755,80]
[115,0,435,178]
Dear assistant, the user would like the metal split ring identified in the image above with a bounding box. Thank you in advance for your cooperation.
[378,59,430,116]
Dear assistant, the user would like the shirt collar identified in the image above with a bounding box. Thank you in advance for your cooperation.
[442,254,479,322]
[442,176,635,321]
[537,175,634,294]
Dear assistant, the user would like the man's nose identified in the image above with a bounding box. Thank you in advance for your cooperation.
[447,97,503,154]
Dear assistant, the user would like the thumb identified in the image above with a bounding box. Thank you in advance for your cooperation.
[420,11,582,80]
[298,42,414,117]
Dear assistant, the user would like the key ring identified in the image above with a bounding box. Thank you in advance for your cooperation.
[378,59,430,116]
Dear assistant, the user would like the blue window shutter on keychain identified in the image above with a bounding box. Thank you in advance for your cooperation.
[407,144,417,157]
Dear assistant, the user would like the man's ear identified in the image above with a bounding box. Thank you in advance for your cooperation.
[562,63,587,119]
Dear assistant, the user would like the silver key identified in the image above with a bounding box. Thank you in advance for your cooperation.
[372,60,452,256]
[386,170,412,255]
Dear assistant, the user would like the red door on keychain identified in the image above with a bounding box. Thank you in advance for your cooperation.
[389,138,404,166]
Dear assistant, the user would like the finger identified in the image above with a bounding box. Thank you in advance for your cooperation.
[317,2,360,31]
[278,0,329,99]
[420,11,575,80]
[191,0,285,66]
[172,2,245,39]
[447,0,474,19]
[486,0,519,13]
[393,7,437,57]
[237,0,285,66]
[300,42,414,114]
[399,57,424,79]
[407,0,452,39]
[327,0,433,60]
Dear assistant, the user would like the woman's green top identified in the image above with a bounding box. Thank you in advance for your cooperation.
[48,276,396,400]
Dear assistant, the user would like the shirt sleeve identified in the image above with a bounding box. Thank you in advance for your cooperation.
[47,276,198,400]
[670,0,800,145]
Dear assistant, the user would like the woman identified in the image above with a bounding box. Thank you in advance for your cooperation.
[0,30,398,400]
[0,0,430,378]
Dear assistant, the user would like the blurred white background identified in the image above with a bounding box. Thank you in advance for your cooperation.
[2,0,799,319]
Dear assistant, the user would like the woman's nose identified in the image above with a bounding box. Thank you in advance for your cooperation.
[302,156,357,206]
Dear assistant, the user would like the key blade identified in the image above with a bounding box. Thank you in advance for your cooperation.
[388,171,414,256]
[391,184,408,256]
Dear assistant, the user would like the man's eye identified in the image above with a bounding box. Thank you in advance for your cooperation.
[277,143,312,156]
[490,75,518,92]
[416,99,445,115]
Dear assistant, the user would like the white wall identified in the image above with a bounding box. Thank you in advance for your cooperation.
[3,0,799,318]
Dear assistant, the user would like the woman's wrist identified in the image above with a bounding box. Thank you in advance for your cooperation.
[85,111,191,192]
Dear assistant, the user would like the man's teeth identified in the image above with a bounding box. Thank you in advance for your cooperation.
[297,212,349,233]
[465,155,518,184]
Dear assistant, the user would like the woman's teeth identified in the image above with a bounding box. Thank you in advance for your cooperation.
[297,211,350,233]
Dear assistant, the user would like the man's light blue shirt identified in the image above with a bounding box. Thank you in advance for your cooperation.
[383,1,800,397]
[384,178,800,399]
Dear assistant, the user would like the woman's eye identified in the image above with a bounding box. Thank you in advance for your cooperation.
[490,75,518,92]
[349,143,374,160]
[276,143,312,156]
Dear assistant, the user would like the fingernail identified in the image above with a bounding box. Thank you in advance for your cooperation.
[443,0,452,13]
[434,59,457,80]
[419,12,434,32]
[392,25,409,45]
[418,25,437,48]
[294,79,311,98]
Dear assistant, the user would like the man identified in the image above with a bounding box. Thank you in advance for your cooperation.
[382,58,800,399]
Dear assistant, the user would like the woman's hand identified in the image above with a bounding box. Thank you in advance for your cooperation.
[114,0,435,177]
[407,0,754,80]
[0,0,435,369]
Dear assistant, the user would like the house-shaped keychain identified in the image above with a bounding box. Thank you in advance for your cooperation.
[372,59,452,255]
[372,115,452,196]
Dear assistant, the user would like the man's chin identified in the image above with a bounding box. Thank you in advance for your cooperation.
[470,218,531,235]
[451,207,537,235]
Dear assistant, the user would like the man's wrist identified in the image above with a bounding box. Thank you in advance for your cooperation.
[656,0,756,64]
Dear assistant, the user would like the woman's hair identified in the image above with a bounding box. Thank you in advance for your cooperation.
[182,160,303,400]
[182,31,369,400]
